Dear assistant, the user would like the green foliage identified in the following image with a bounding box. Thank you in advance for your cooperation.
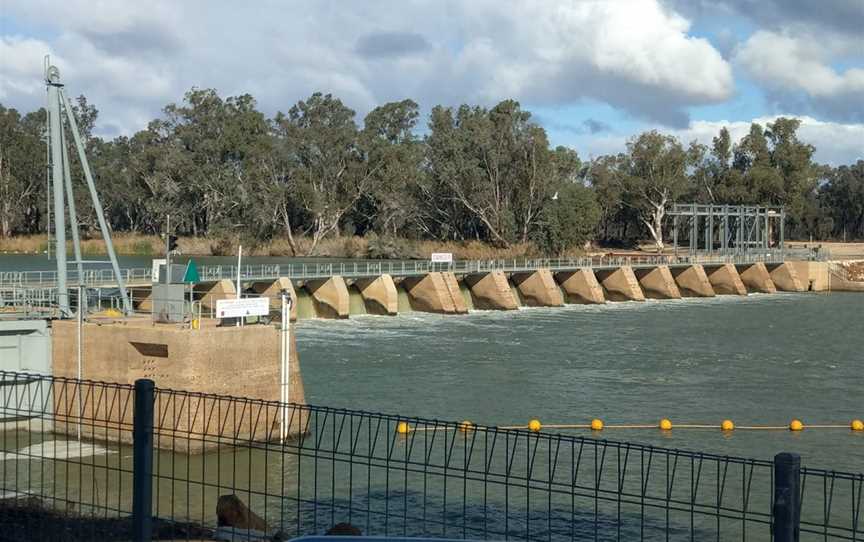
[535,182,600,254]
[2,88,861,256]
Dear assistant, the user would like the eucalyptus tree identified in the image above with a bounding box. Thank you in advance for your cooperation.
[357,99,424,237]
[272,92,378,255]
[822,161,864,239]
[0,105,46,237]
[595,131,689,251]
[425,100,561,246]
[534,147,600,254]
[149,89,270,239]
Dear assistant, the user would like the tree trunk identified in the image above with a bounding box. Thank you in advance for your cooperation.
[642,203,665,253]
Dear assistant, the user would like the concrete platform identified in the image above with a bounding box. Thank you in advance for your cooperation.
[51,316,305,451]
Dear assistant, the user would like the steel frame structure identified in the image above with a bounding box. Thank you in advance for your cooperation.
[669,203,785,255]
[44,59,131,316]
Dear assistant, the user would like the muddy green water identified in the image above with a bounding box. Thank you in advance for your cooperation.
[297,293,864,473]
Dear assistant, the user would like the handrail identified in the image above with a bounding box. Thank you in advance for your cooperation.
[0,250,804,289]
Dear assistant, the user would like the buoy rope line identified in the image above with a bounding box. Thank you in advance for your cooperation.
[394,419,864,434]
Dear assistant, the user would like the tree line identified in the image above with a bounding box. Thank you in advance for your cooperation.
[1,89,862,255]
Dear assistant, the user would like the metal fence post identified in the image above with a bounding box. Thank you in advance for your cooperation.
[773,452,801,542]
[132,378,155,542]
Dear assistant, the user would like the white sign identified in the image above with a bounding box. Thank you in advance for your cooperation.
[215,297,270,319]
[152,259,167,283]
[431,252,453,263]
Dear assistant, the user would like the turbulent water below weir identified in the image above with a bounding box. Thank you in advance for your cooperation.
[297,292,864,472]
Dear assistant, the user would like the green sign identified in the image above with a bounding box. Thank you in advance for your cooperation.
[183,260,200,284]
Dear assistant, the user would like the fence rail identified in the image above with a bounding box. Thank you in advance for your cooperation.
[0,250,807,290]
[0,371,860,541]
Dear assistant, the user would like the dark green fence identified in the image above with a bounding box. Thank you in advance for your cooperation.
[0,371,860,541]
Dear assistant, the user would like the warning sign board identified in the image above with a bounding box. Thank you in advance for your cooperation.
[215,297,269,319]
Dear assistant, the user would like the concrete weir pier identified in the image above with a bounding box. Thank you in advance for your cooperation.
[49,316,305,451]
[555,269,606,304]
[671,265,715,298]
[595,267,645,302]
[703,264,748,295]
[635,266,681,299]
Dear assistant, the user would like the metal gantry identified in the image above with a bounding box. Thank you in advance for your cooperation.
[669,204,785,256]
[44,59,131,316]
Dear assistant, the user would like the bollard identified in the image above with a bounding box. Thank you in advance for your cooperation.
[132,379,155,542]
[773,452,801,542]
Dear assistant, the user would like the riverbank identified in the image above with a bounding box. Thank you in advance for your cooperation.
[0,233,559,260]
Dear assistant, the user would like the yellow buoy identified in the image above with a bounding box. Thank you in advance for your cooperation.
[396,421,410,434]
[590,418,604,431]
[721,420,735,431]
[659,418,672,431]
[191,318,200,330]
[851,419,864,431]
[458,420,475,433]
[789,419,804,431]
[528,419,542,432]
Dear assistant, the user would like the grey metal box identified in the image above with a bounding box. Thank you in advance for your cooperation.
[152,283,188,323]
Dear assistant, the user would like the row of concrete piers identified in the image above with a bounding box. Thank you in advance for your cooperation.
[178,261,825,321]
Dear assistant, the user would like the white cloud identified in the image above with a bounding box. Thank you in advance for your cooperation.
[0,0,733,133]
[0,36,59,101]
[735,30,864,122]
[736,31,864,98]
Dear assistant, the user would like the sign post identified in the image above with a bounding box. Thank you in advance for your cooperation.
[280,290,293,443]
[431,252,453,268]
[215,297,269,319]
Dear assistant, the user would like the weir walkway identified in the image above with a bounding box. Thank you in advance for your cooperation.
[0,251,794,289]
[2,250,847,321]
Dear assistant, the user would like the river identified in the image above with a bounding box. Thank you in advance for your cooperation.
[297,292,864,473]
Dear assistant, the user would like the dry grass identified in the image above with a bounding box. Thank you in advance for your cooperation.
[0,234,49,254]
[0,234,166,256]
[1,233,590,259]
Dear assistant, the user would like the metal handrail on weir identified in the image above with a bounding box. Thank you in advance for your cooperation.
[0,250,803,289]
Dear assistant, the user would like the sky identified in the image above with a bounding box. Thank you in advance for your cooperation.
[1,0,862,165]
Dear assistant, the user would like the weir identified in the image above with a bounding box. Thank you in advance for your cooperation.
[671,265,716,297]
[252,277,298,321]
[595,266,645,302]
[353,274,399,315]
[463,271,520,310]
[703,264,748,295]
[766,263,807,292]
[736,263,777,293]
[510,270,564,307]
[400,272,467,314]
[634,266,681,299]
[554,269,606,304]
